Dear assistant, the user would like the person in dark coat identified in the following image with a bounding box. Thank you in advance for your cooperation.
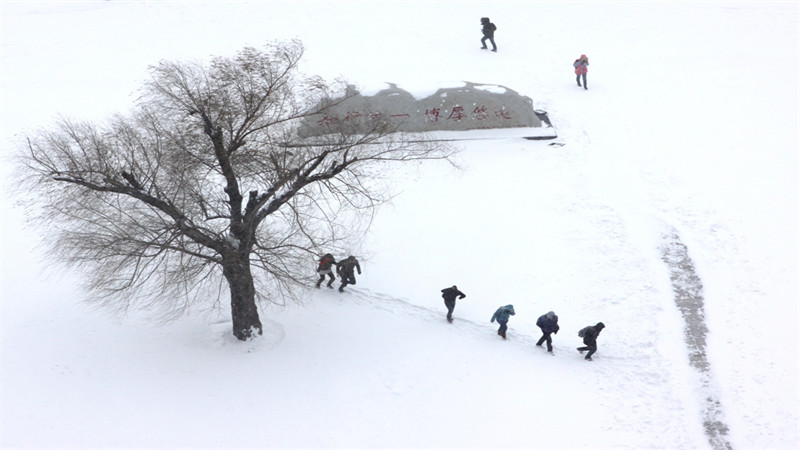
[441,285,466,323]
[574,54,589,89]
[536,311,560,353]
[491,304,516,339]
[480,17,497,52]
[577,322,605,361]
[336,256,361,292]
[315,253,337,289]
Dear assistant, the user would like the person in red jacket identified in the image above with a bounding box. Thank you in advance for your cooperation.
[315,253,337,288]
[574,54,589,90]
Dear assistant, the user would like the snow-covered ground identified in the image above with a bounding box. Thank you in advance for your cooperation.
[1,2,797,449]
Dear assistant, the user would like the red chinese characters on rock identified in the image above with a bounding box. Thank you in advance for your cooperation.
[317,114,339,126]
[444,105,511,122]
[343,111,363,122]
[494,107,512,120]
[424,108,441,122]
[317,105,513,128]
[446,106,465,121]
[472,106,489,120]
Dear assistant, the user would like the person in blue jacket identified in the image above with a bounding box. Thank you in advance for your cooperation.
[536,311,560,353]
[491,304,515,339]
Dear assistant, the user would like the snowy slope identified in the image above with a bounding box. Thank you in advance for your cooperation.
[1,2,797,449]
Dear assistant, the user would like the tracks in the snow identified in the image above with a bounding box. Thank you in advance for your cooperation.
[336,227,736,450]
[339,288,545,352]
[660,228,734,450]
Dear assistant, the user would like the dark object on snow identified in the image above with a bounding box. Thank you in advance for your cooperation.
[480,17,497,52]
[577,322,605,360]
[534,110,552,127]
[536,311,560,352]
[523,110,556,141]
[336,256,361,292]
[441,285,466,322]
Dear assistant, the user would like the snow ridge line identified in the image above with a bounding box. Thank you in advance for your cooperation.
[335,288,629,366]
[660,228,734,450]
[340,288,545,349]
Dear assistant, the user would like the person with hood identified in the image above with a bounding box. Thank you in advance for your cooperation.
[480,17,497,52]
[336,255,361,292]
[441,285,466,323]
[491,304,516,339]
[536,311,560,353]
[577,322,606,361]
[315,253,338,289]
[574,54,589,89]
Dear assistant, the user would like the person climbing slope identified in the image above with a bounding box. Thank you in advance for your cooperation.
[577,322,605,361]
[315,253,337,289]
[480,17,498,52]
[536,311,560,353]
[491,304,516,339]
[336,255,361,292]
[441,285,466,323]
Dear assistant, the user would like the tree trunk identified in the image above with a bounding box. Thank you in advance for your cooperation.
[223,254,263,340]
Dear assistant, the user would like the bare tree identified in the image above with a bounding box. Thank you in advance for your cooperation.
[16,40,453,340]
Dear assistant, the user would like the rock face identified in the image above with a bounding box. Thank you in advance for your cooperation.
[298,82,544,137]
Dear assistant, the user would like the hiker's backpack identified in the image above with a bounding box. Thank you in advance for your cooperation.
[578,326,592,338]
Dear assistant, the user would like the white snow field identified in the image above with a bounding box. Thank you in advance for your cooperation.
[1,2,797,449]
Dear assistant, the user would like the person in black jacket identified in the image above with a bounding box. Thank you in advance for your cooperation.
[441,285,466,323]
[480,17,497,52]
[536,311,560,353]
[336,256,361,292]
[577,322,605,361]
